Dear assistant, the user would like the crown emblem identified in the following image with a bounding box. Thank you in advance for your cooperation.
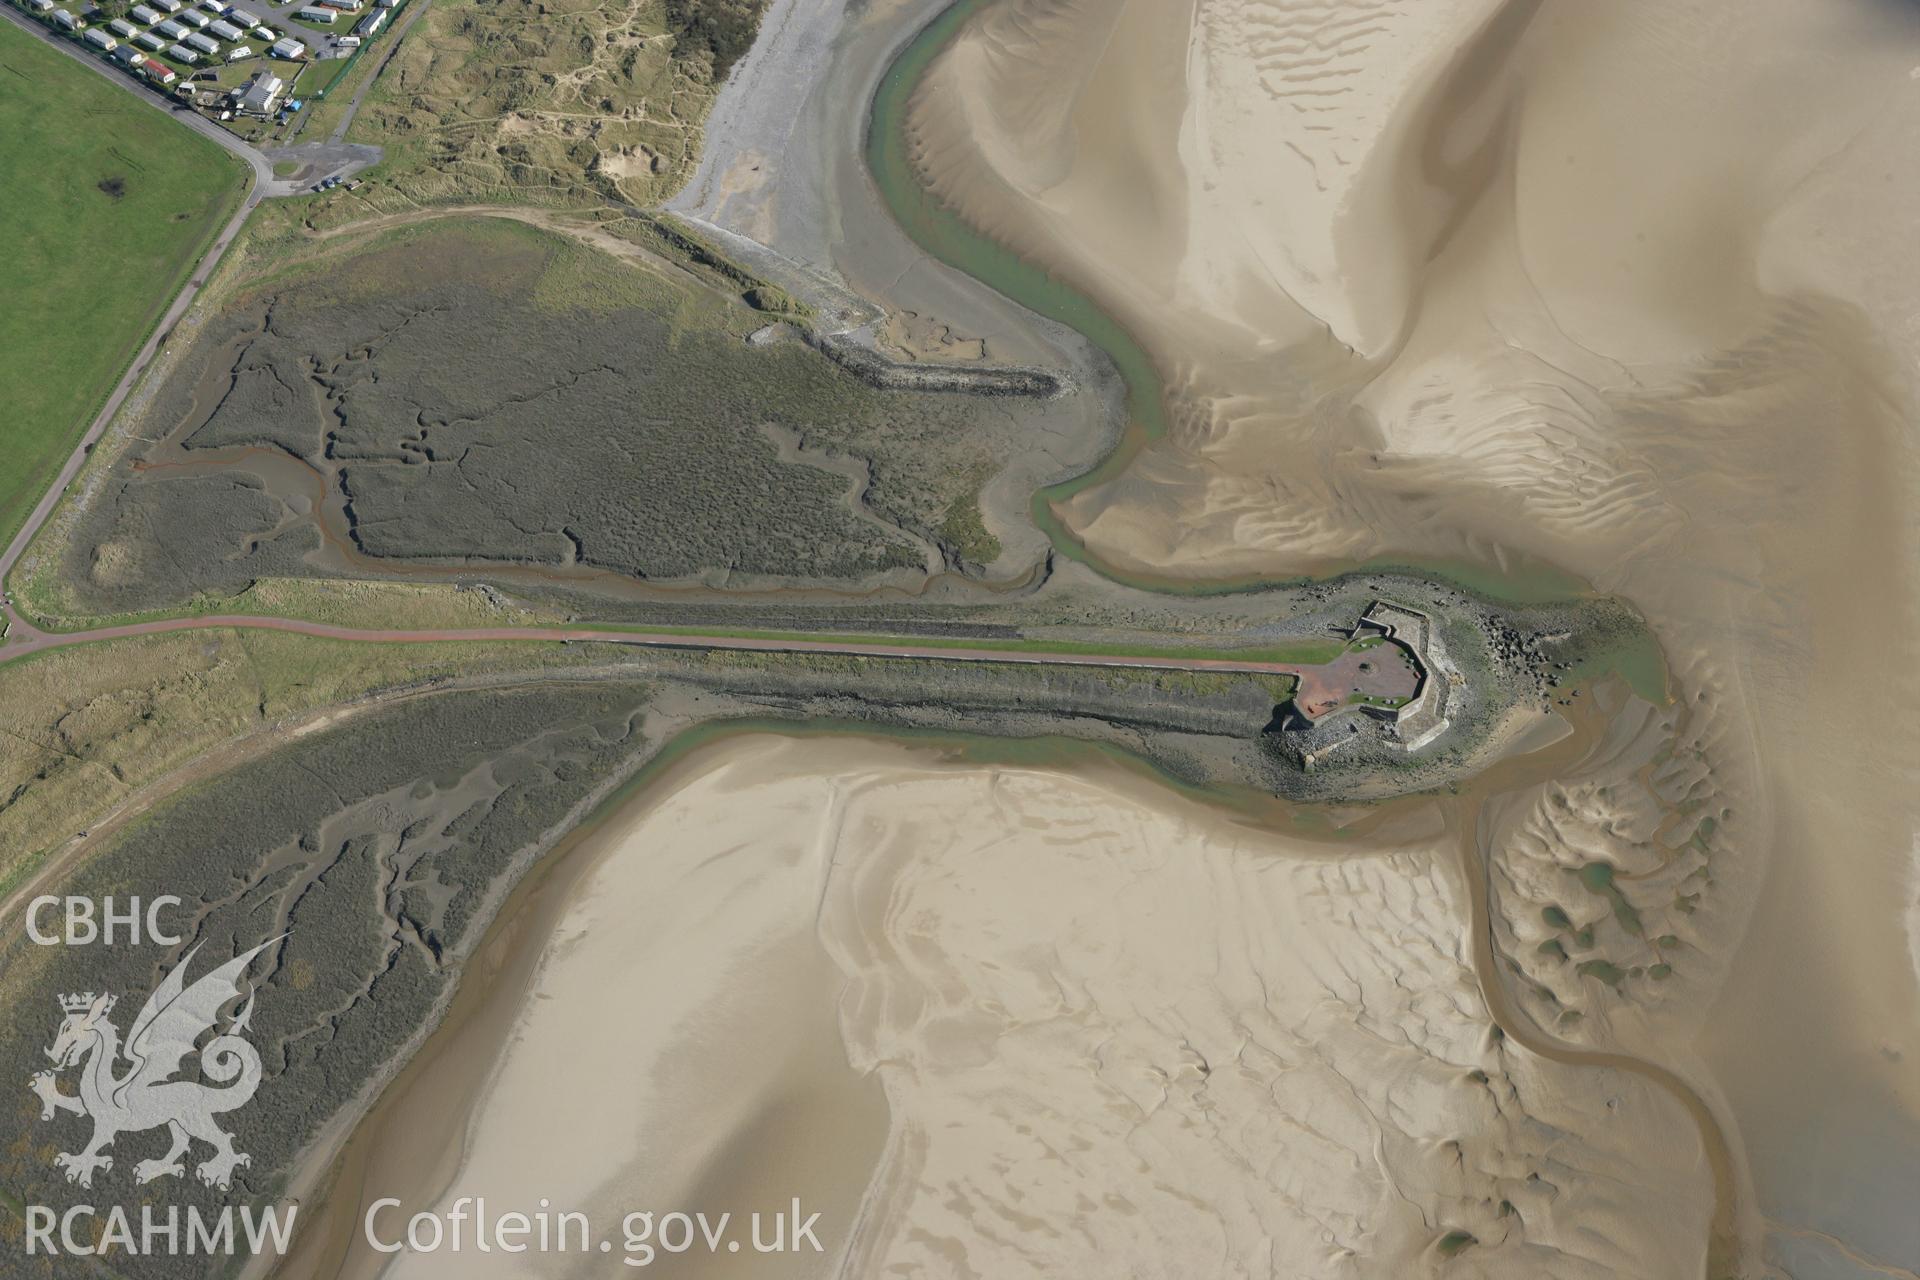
[35,940,278,1193]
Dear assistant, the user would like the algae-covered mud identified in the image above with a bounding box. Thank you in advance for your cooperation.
[47,216,1072,613]
[274,724,1718,1279]
[0,649,1306,1280]
[0,637,1636,1280]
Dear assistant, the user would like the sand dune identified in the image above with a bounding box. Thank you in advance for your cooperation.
[909,0,1920,1273]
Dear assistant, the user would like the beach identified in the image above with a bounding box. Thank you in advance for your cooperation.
[279,732,1712,1278]
[903,0,1920,1271]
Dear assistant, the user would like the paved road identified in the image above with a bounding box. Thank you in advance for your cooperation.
[259,140,383,193]
[0,2,273,178]
[326,0,431,143]
[0,611,1320,679]
[0,4,384,603]
[0,4,271,611]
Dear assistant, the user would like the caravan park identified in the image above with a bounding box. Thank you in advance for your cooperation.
[10,0,403,141]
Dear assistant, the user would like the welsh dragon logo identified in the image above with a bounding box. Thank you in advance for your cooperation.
[28,939,275,1192]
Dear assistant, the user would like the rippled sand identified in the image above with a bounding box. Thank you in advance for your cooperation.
[342,737,892,1280]
[314,734,1710,1278]
[909,1,1920,1273]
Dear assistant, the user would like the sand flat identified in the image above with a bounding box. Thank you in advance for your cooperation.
[323,733,1712,1278]
[904,2,1920,1273]
[359,737,888,1280]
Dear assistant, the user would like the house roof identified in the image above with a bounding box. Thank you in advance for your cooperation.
[238,73,282,108]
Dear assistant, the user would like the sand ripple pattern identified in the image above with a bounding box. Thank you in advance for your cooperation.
[816,754,1709,1277]
[907,1,1920,1271]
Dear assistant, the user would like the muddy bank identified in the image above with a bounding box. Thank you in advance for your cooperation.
[274,687,1717,1279]
[0,637,1466,1277]
[51,217,1071,615]
[0,604,1668,1277]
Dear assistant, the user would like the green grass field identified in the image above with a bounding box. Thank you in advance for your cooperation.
[0,18,245,553]
[301,49,356,94]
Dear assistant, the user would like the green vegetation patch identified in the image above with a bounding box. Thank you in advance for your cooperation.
[664,0,767,79]
[939,461,1003,565]
[304,0,741,219]
[0,19,244,554]
[530,230,686,316]
[1576,959,1629,989]
[299,47,359,97]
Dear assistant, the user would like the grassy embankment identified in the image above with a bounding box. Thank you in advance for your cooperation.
[0,18,245,557]
[14,567,558,633]
[0,630,612,901]
[0,629,1300,903]
[575,623,1347,668]
[3,571,1336,691]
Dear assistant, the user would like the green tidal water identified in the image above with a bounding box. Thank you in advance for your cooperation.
[864,1,1596,611]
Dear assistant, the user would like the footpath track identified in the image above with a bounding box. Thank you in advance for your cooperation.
[0,611,1317,678]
